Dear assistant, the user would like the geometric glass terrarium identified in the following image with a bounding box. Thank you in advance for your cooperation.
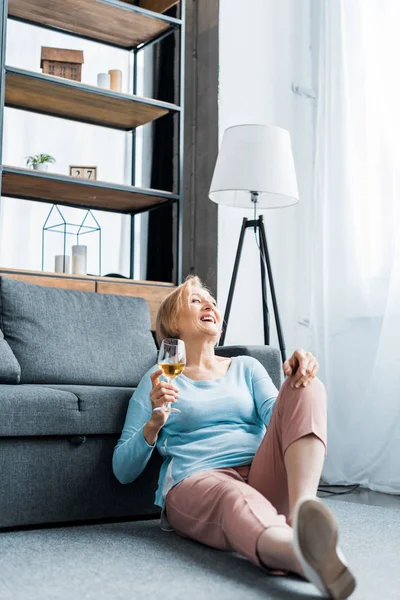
[42,205,102,275]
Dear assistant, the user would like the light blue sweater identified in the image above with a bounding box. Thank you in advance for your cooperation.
[112,355,279,509]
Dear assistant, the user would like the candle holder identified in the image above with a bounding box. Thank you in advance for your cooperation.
[42,205,102,276]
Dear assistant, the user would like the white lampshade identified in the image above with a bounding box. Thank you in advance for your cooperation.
[209,124,299,208]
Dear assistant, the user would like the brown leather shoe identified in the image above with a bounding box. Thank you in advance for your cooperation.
[293,496,356,598]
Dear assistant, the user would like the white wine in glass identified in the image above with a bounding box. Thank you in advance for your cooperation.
[158,362,185,379]
[156,338,186,413]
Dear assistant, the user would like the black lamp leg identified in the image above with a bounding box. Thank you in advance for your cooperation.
[258,215,287,363]
[259,225,270,345]
[219,218,248,346]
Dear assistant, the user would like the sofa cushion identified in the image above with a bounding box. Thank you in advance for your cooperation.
[0,327,21,384]
[0,277,157,386]
[0,384,136,436]
[215,345,283,390]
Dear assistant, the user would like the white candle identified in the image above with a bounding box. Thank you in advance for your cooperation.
[72,245,87,275]
[97,73,110,89]
[55,255,70,274]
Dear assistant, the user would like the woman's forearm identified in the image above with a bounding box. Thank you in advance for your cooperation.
[113,422,157,484]
[143,418,161,446]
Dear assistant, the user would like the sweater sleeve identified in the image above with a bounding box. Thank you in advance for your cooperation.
[251,358,279,426]
[112,365,158,484]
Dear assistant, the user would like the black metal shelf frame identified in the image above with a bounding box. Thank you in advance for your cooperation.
[0,0,185,284]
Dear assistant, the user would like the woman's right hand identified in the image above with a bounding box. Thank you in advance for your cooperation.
[149,368,179,428]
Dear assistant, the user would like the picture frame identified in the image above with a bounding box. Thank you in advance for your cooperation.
[69,166,97,180]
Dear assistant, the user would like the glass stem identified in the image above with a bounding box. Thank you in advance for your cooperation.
[166,377,171,411]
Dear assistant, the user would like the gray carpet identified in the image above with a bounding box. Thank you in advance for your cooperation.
[0,499,398,600]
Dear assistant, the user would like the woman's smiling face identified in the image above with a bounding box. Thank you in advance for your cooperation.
[177,285,222,341]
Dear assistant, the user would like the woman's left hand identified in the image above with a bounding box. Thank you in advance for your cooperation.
[283,349,319,388]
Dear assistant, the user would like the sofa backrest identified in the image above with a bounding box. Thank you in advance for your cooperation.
[0,326,21,384]
[0,277,157,386]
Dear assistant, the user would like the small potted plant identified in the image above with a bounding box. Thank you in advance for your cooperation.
[25,153,56,172]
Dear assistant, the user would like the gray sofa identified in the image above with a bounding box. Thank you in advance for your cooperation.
[0,276,283,530]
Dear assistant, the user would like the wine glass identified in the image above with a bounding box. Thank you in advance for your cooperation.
[155,338,186,413]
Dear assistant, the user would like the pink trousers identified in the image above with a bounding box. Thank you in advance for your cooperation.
[165,376,328,570]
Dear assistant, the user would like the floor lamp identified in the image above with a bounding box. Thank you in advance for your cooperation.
[209,124,299,363]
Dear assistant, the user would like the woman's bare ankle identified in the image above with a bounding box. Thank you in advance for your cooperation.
[257,527,304,577]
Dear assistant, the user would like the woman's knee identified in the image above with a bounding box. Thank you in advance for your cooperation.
[283,375,327,399]
[308,377,328,404]
[277,377,328,425]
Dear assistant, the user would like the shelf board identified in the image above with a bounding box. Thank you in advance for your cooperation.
[5,68,176,130]
[0,267,174,287]
[139,1,179,12]
[8,0,180,49]
[1,167,178,214]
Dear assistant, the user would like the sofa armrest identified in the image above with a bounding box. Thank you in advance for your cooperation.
[215,345,283,390]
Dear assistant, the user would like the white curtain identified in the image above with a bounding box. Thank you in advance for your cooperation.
[0,20,152,278]
[310,0,400,493]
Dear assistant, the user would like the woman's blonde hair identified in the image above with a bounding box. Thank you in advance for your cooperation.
[155,275,214,345]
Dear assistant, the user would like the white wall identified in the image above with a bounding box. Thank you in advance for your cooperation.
[218,0,316,356]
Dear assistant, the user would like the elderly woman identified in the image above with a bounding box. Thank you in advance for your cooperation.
[113,276,355,599]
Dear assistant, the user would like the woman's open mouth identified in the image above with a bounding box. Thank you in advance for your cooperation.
[200,315,216,324]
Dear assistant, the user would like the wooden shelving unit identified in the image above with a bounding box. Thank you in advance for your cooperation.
[5,68,177,130]
[0,0,185,283]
